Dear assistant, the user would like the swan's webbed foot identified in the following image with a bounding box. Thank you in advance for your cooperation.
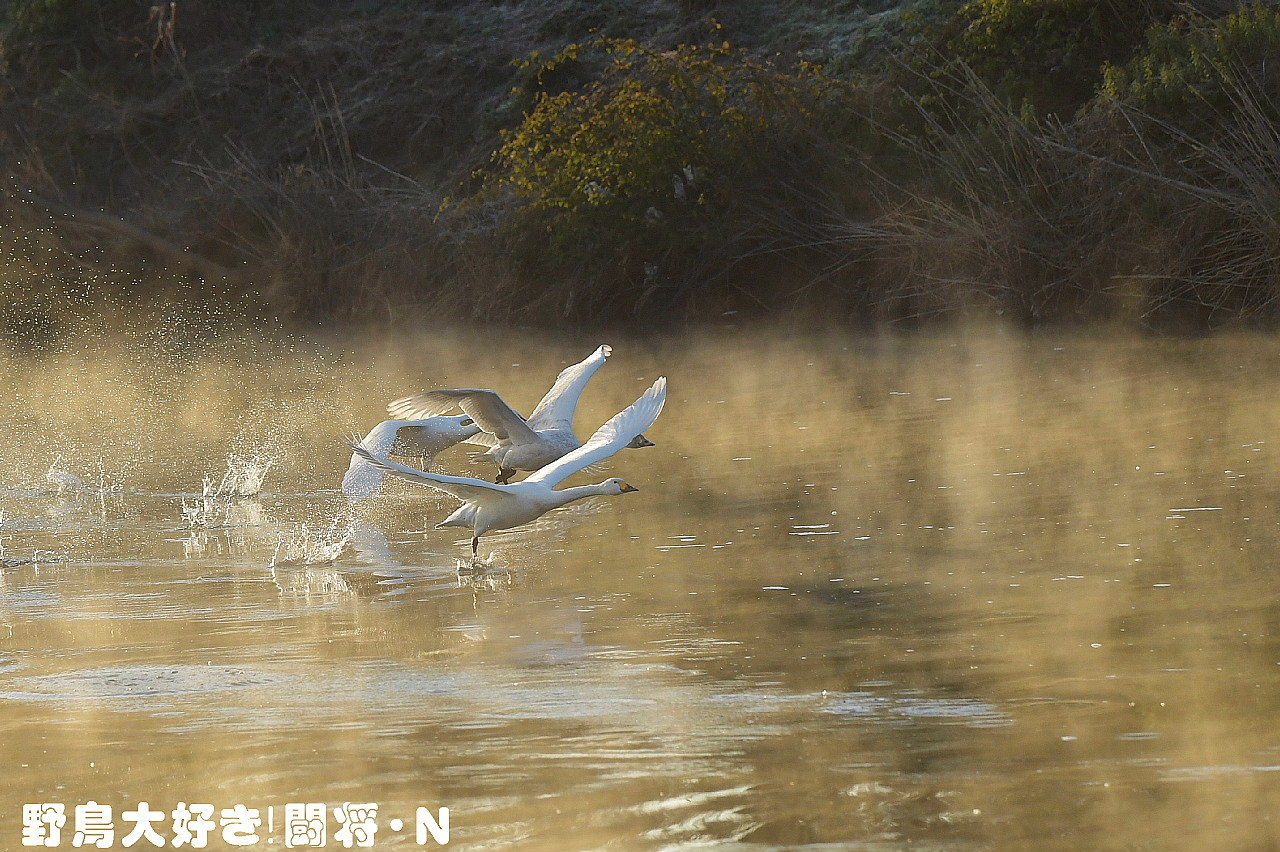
[495,468,516,485]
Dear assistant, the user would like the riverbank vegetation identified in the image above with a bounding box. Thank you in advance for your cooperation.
[2,0,1279,330]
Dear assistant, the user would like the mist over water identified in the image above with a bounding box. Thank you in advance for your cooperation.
[3,325,1280,850]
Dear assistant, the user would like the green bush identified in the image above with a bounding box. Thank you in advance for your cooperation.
[1100,6,1280,131]
[1091,7,1280,328]
[946,0,1172,113]
[463,39,844,273]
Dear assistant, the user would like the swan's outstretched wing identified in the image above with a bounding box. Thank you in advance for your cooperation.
[527,344,612,432]
[343,420,416,499]
[342,418,477,498]
[348,443,512,502]
[464,432,501,448]
[388,389,538,444]
[525,377,667,488]
[386,391,454,420]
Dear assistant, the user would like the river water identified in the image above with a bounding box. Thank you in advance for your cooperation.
[1,326,1279,850]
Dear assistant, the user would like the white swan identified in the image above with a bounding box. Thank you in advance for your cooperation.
[351,377,667,560]
[342,415,480,499]
[386,344,655,483]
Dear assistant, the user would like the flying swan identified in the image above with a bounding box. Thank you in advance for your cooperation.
[351,376,667,560]
[386,344,655,483]
[342,415,480,499]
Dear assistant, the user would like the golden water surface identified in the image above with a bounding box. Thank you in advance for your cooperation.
[2,325,1280,850]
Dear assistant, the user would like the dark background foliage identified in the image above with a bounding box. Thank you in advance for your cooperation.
[3,0,1280,330]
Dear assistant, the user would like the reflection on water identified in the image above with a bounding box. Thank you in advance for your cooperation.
[3,327,1280,849]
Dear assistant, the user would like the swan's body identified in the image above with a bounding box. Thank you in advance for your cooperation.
[352,377,667,559]
[387,345,654,483]
[342,415,479,499]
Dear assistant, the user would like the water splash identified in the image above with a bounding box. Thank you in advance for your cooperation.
[270,515,353,566]
[0,536,63,568]
[40,454,129,497]
[203,450,277,499]
[180,501,273,558]
[180,498,212,528]
[181,495,260,527]
[44,458,87,495]
[183,448,280,528]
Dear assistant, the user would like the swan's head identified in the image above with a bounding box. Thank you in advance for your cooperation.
[600,478,640,495]
[627,433,656,449]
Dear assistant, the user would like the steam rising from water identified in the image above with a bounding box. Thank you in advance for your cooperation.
[7,324,1280,850]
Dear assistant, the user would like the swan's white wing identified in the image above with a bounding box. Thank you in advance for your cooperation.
[525,377,667,488]
[387,387,494,421]
[386,391,455,419]
[464,432,501,448]
[389,389,538,444]
[527,344,612,432]
[348,443,511,502]
[343,421,415,499]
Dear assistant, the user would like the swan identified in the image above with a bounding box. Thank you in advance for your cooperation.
[342,415,480,499]
[351,376,667,560]
[386,344,655,484]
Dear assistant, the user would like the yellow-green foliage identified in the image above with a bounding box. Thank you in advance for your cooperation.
[951,0,1165,112]
[468,39,840,257]
[1101,6,1280,128]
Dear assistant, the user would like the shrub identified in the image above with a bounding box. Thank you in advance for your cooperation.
[1100,6,1280,133]
[458,38,848,310]
[946,0,1173,114]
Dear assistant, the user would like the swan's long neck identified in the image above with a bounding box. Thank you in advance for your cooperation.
[551,483,613,508]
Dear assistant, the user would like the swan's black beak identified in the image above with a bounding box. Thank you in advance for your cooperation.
[619,482,640,493]
[460,418,475,426]
[631,434,656,448]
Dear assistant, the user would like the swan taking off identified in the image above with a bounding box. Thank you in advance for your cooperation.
[352,376,667,561]
[386,344,655,484]
[342,415,480,499]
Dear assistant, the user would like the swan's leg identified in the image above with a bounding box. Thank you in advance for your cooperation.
[457,536,485,574]
[495,467,516,485]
